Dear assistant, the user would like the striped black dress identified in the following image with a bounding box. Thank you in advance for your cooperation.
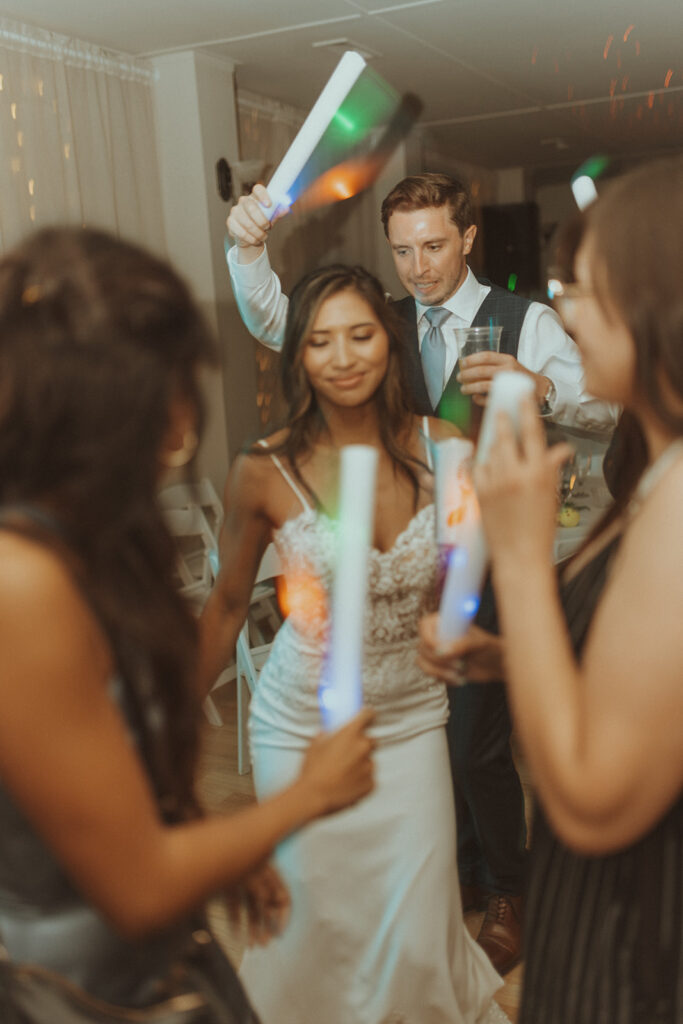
[519,538,683,1024]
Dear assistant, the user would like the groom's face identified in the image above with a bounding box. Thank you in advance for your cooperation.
[386,205,476,307]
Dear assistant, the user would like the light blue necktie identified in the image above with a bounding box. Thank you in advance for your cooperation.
[421,306,450,407]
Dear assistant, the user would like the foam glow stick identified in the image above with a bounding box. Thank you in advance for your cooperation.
[476,371,536,466]
[438,513,488,645]
[435,439,486,645]
[434,437,475,548]
[570,154,609,210]
[571,175,598,210]
[264,51,366,219]
[320,445,378,729]
[437,373,536,645]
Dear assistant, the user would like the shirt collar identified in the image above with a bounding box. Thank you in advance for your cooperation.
[415,267,489,326]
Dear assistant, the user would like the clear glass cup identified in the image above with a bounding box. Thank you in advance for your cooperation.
[455,325,503,358]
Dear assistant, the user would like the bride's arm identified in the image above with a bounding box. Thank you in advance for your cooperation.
[476,402,683,854]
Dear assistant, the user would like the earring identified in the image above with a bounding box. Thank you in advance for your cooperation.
[162,429,198,469]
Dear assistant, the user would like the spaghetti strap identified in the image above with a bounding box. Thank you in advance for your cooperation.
[257,440,312,513]
[421,416,434,472]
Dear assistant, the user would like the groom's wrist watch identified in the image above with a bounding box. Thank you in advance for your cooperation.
[539,377,557,418]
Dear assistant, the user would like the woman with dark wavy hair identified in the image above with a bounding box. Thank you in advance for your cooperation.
[420,155,683,1022]
[200,263,508,1024]
[0,227,375,1023]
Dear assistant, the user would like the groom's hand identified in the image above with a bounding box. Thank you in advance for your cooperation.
[457,352,548,407]
[417,614,506,685]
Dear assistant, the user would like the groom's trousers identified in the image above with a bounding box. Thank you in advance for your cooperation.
[446,680,527,896]
[445,576,527,896]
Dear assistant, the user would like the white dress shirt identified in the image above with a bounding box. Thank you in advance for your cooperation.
[227,244,619,433]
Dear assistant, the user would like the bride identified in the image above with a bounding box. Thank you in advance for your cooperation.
[199,263,507,1024]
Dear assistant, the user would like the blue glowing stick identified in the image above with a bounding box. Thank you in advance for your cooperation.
[263,51,366,219]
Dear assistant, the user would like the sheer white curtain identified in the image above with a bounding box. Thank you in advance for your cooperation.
[0,17,165,254]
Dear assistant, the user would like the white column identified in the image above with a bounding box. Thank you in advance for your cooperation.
[370,141,407,297]
[496,167,527,204]
[151,50,260,493]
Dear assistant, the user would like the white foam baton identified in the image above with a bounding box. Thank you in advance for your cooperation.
[435,438,486,645]
[476,371,536,465]
[320,445,378,729]
[437,372,536,646]
[571,174,599,210]
[434,437,475,549]
[263,50,367,220]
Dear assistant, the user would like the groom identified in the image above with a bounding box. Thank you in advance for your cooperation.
[225,171,618,974]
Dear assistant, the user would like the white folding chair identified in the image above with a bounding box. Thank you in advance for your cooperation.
[158,479,230,725]
[158,479,223,610]
[236,543,282,774]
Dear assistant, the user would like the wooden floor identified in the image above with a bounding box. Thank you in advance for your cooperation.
[197,683,526,1022]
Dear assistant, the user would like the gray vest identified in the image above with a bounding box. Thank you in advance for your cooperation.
[393,278,532,437]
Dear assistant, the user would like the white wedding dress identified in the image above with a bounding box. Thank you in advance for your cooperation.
[240,447,508,1024]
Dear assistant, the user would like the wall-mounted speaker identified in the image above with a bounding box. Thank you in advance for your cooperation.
[216,158,233,202]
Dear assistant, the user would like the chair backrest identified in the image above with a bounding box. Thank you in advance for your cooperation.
[158,479,223,536]
[256,542,282,585]
[158,478,222,610]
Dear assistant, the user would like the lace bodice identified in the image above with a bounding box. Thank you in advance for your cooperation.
[250,499,448,745]
[273,503,439,648]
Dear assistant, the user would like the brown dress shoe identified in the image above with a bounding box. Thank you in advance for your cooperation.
[460,883,487,914]
[476,894,523,975]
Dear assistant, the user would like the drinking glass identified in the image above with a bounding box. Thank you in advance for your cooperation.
[455,325,503,358]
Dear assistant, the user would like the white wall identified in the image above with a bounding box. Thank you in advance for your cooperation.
[534,180,578,282]
[152,50,262,495]
[368,143,407,298]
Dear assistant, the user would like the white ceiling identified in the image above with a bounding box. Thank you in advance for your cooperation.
[2,0,682,181]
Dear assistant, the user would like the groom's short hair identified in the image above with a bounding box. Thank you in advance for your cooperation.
[380,173,475,238]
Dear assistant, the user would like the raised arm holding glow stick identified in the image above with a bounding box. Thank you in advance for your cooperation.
[320,444,378,730]
[262,51,366,219]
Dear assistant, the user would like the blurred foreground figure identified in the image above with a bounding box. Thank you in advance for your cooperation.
[0,227,375,1022]
[420,156,683,1022]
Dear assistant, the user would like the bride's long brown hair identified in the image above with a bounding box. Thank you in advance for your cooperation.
[255,264,428,508]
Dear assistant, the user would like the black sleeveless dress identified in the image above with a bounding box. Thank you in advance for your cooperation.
[519,538,683,1023]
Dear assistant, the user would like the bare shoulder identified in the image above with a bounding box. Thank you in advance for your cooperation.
[223,429,293,515]
[0,533,111,689]
[627,451,683,561]
[578,451,683,835]
[0,532,80,613]
[593,449,683,660]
